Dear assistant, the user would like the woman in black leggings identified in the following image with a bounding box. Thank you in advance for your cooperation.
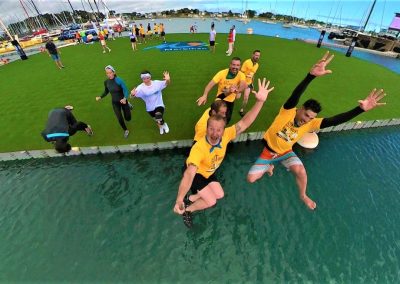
[96,65,132,138]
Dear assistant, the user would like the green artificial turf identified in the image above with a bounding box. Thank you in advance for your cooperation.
[0,33,399,152]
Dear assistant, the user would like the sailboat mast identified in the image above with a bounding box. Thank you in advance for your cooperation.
[362,0,377,32]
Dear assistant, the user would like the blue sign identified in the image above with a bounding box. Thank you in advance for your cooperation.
[144,41,209,52]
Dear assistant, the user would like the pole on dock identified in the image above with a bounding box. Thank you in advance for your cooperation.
[317,30,326,48]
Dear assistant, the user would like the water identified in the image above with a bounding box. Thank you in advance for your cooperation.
[1,127,400,282]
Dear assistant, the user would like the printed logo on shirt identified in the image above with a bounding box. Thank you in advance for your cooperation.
[276,122,298,142]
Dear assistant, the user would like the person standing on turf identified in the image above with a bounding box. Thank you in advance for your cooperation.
[45,38,65,69]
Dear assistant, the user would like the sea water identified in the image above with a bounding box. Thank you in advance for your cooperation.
[1,127,399,282]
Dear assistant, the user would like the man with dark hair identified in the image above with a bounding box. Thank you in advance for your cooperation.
[45,38,64,69]
[197,57,247,123]
[247,51,387,210]
[238,49,261,116]
[41,106,93,153]
[174,78,275,228]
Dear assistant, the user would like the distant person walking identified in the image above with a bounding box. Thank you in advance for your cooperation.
[139,24,146,43]
[134,24,141,44]
[226,28,234,56]
[109,27,115,40]
[160,23,166,43]
[45,38,65,69]
[41,106,93,153]
[232,25,236,50]
[209,24,217,53]
[99,32,111,53]
[96,65,132,138]
[130,71,171,135]
[129,31,137,51]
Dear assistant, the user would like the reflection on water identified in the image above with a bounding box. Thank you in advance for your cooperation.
[0,127,399,282]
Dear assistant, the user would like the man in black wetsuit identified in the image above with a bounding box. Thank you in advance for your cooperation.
[96,65,133,138]
[41,106,93,153]
[247,51,387,210]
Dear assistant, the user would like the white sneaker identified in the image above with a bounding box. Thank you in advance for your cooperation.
[159,125,164,135]
[163,123,169,134]
[108,49,111,52]
[124,130,129,138]
[103,50,106,53]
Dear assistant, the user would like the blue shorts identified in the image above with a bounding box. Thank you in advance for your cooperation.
[51,54,60,61]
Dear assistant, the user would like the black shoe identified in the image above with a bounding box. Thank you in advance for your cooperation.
[183,196,193,208]
[239,110,245,117]
[182,211,193,228]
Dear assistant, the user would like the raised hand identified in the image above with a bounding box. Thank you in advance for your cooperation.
[163,71,170,81]
[196,95,207,106]
[130,88,137,97]
[358,88,387,111]
[252,78,275,102]
[310,51,334,77]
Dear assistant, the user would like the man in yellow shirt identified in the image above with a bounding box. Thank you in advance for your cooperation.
[238,50,261,117]
[247,52,387,210]
[139,24,146,43]
[174,78,275,228]
[194,100,227,142]
[196,57,247,123]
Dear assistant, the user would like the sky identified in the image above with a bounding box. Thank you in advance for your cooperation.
[0,0,399,31]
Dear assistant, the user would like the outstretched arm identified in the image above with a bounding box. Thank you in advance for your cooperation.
[235,78,274,136]
[284,51,334,110]
[163,71,171,86]
[321,88,387,128]
[196,80,216,106]
[173,164,197,215]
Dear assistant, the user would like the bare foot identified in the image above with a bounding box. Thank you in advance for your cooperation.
[266,164,274,176]
[301,195,317,210]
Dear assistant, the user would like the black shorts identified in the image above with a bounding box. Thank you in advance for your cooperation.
[209,41,215,46]
[130,38,136,43]
[142,34,146,38]
[161,31,165,36]
[147,106,165,118]
[190,173,218,194]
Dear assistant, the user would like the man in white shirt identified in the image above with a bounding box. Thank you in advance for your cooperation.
[130,71,171,134]
[209,24,217,53]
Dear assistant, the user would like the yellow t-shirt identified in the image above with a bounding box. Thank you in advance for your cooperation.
[139,27,144,35]
[194,108,210,142]
[264,107,323,154]
[212,69,246,102]
[241,59,259,85]
[187,125,237,178]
